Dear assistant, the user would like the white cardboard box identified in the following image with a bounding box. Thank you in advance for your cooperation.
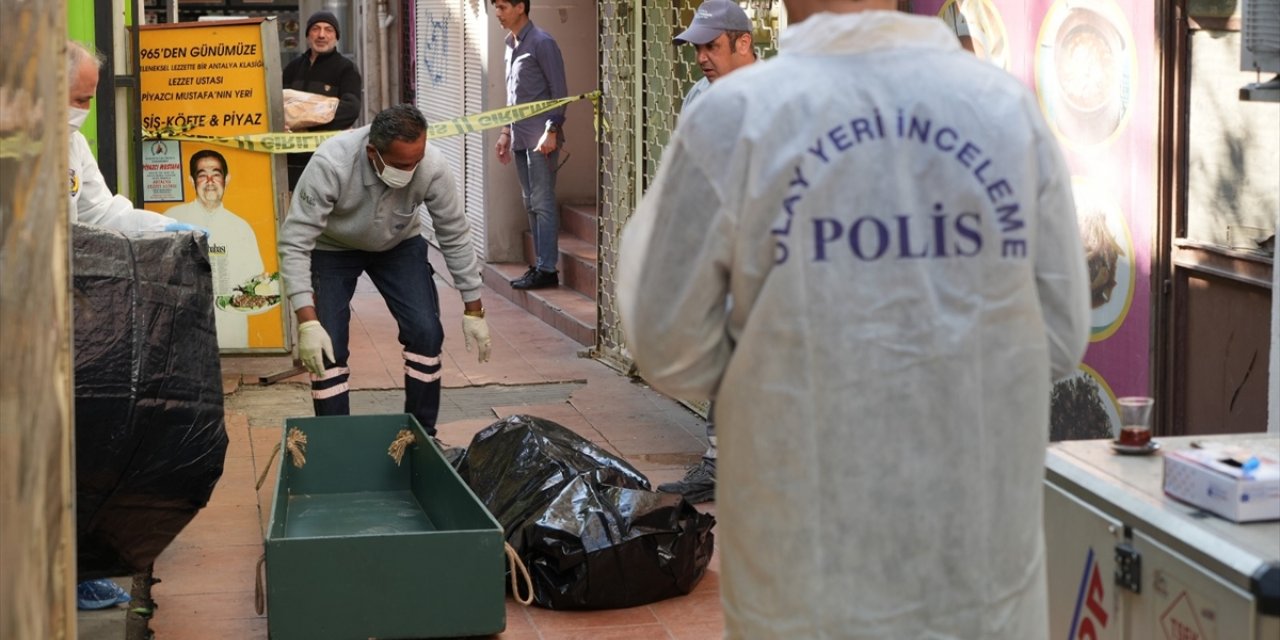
[1162,447,1280,522]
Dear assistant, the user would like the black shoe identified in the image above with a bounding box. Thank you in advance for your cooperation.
[510,266,537,288]
[512,269,558,290]
[657,459,715,504]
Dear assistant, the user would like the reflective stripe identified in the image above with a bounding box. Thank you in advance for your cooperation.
[309,366,351,382]
[404,365,442,383]
[311,382,350,400]
[403,350,441,366]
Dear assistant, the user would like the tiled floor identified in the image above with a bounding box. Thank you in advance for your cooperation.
[143,274,723,639]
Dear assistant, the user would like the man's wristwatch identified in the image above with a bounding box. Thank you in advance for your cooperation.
[464,307,485,319]
[545,124,559,135]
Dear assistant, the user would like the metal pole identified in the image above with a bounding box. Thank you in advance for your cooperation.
[632,0,644,210]
[94,1,118,189]
[127,9,143,207]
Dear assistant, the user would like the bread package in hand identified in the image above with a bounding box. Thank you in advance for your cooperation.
[283,89,338,131]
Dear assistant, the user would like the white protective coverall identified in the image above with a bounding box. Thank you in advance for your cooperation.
[70,131,171,233]
[618,11,1090,639]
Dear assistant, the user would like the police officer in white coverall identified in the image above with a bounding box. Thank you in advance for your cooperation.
[617,0,1090,637]
[68,41,196,236]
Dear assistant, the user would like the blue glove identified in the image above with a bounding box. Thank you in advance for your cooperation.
[164,221,210,236]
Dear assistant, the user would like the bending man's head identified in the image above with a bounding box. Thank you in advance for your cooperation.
[189,149,229,210]
[366,104,428,181]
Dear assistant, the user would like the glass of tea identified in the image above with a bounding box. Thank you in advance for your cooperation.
[1116,396,1154,446]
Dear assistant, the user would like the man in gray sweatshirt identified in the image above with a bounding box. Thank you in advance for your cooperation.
[278,104,490,439]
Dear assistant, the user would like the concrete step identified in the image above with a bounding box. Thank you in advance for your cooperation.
[483,262,596,346]
[521,230,597,300]
[560,202,598,245]
[496,201,598,346]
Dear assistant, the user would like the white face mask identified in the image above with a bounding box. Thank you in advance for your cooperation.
[69,107,91,133]
[374,147,418,189]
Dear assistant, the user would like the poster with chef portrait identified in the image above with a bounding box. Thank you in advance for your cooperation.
[139,19,290,355]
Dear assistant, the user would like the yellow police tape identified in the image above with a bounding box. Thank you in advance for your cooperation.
[143,91,602,154]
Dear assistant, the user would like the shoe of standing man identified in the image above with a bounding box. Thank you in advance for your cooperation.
[512,268,558,290]
[658,458,716,504]
[510,265,537,288]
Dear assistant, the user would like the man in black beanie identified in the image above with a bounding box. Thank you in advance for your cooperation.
[282,10,362,191]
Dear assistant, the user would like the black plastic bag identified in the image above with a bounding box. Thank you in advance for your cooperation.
[457,415,715,609]
[521,471,716,610]
[455,414,651,545]
[73,224,227,578]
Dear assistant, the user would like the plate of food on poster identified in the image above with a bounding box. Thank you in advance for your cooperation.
[1071,177,1135,340]
[215,272,281,316]
[1035,0,1137,147]
[1050,366,1121,442]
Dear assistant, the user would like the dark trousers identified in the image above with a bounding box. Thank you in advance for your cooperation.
[309,236,445,435]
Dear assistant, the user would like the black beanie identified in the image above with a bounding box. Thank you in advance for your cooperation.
[306,11,340,40]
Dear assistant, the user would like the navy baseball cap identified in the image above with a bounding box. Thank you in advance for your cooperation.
[674,0,752,45]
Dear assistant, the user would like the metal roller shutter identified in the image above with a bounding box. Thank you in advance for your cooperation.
[414,0,465,247]
[462,1,487,260]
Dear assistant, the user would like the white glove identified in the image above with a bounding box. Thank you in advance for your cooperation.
[298,320,334,375]
[462,315,491,363]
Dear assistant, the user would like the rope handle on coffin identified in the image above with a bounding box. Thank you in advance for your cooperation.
[388,429,415,466]
[254,427,308,491]
[254,553,267,615]
[505,542,534,606]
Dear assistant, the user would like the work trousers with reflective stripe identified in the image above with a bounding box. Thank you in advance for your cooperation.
[308,236,444,435]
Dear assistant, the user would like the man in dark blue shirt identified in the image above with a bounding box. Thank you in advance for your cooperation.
[492,0,568,290]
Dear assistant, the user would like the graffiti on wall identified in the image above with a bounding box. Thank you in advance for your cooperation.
[422,11,450,87]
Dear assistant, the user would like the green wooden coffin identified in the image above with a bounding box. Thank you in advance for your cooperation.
[265,414,505,639]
